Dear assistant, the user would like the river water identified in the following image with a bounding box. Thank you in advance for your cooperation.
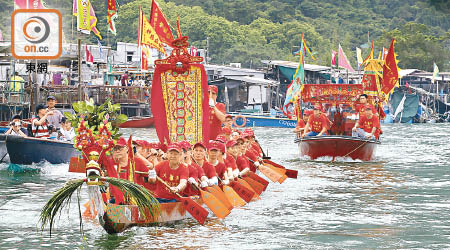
[1,124,450,249]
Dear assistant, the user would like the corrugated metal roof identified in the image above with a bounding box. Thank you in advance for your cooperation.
[399,69,419,77]
[263,60,331,72]
[224,75,279,86]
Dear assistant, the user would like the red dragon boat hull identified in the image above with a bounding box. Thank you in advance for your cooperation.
[296,136,379,161]
[100,197,204,234]
[119,116,154,128]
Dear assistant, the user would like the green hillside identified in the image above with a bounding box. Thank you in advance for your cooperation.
[0,0,449,71]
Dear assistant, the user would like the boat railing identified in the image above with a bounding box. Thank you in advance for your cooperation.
[40,85,150,106]
[0,80,29,105]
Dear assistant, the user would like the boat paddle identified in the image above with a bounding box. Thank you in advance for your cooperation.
[156,176,209,225]
[235,178,260,200]
[245,171,269,191]
[242,175,265,195]
[190,183,231,220]
[263,159,298,179]
[219,179,247,207]
[203,185,234,211]
[246,157,284,183]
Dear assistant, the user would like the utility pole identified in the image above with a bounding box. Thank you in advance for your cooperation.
[77,38,82,101]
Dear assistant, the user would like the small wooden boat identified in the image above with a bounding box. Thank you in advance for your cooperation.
[295,135,379,161]
[100,197,204,234]
[119,116,154,128]
[5,135,77,164]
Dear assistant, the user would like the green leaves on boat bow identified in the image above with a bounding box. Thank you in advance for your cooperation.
[39,177,160,237]
[65,99,128,140]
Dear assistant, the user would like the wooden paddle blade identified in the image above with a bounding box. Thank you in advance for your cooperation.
[222,185,246,207]
[247,171,269,191]
[205,186,234,210]
[236,179,259,200]
[264,159,298,179]
[259,164,283,182]
[229,181,254,203]
[199,189,230,219]
[285,169,298,179]
[179,197,209,225]
[265,164,288,184]
[243,177,265,195]
[69,157,86,173]
[278,174,288,184]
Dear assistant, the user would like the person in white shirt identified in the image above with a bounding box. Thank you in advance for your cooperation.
[58,117,75,141]
[5,114,27,137]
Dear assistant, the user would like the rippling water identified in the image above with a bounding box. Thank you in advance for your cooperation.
[1,124,450,249]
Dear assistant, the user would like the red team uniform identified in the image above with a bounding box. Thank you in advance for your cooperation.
[154,161,189,200]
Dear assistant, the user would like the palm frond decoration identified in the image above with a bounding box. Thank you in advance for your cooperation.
[39,177,160,236]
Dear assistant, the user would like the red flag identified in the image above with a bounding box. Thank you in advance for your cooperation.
[150,0,174,46]
[85,45,93,64]
[107,0,118,35]
[338,44,355,72]
[381,39,399,95]
[331,50,337,66]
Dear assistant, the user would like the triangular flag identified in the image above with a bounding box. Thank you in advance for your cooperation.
[338,44,355,72]
[150,0,174,46]
[381,39,399,97]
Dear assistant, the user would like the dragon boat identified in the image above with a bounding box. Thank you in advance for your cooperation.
[119,116,154,128]
[295,135,379,161]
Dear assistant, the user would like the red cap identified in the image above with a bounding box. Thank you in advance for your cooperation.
[226,140,237,148]
[158,142,168,153]
[179,140,191,150]
[313,104,322,111]
[216,135,226,143]
[244,128,254,137]
[193,142,206,150]
[133,140,146,147]
[167,143,182,153]
[208,140,221,151]
[225,114,233,119]
[303,110,313,116]
[116,137,127,147]
[208,85,218,94]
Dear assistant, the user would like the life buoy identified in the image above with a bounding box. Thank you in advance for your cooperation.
[233,115,247,127]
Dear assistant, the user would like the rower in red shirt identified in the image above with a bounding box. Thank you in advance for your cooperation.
[354,94,377,118]
[235,136,251,176]
[224,140,240,179]
[302,104,329,137]
[205,140,230,185]
[352,105,381,140]
[208,85,227,140]
[148,144,189,202]
[190,142,211,187]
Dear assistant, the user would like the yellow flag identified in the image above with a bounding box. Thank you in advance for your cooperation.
[76,0,91,33]
[139,8,166,55]
[356,47,363,65]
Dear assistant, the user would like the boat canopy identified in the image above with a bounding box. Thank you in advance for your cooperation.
[301,84,363,105]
